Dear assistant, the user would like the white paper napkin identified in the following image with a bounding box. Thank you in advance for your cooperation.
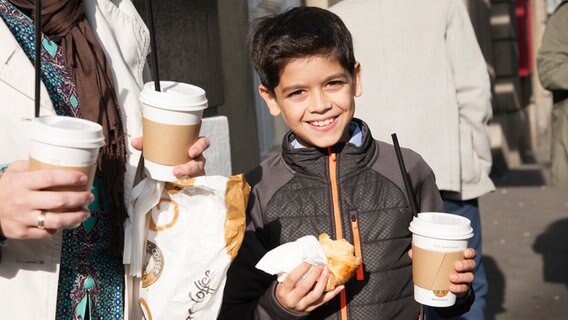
[124,178,164,277]
[255,235,328,282]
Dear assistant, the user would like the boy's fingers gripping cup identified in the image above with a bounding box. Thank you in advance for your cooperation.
[409,212,473,307]
[28,116,105,192]
[140,81,208,182]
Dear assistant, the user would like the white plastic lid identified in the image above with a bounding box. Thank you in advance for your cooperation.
[139,81,208,111]
[29,116,105,149]
[409,212,473,240]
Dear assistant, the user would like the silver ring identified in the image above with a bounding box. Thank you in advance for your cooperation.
[37,211,46,230]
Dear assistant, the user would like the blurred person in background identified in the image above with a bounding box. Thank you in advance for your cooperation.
[537,0,568,187]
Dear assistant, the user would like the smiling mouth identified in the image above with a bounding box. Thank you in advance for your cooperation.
[309,117,337,127]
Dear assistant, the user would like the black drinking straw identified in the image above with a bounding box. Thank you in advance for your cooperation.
[391,133,419,217]
[146,0,161,92]
[34,0,42,117]
[391,133,424,320]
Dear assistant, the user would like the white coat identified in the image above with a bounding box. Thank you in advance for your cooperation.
[0,0,149,318]
[330,0,495,200]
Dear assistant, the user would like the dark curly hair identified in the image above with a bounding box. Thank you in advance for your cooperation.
[247,6,356,93]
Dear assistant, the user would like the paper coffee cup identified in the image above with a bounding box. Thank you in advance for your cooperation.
[409,212,473,307]
[140,81,208,182]
[28,115,105,191]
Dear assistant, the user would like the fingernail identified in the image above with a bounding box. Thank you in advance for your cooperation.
[173,168,181,176]
[68,223,81,229]
[80,175,88,184]
[89,194,95,203]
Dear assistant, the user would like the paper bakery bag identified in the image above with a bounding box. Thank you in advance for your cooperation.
[124,174,249,319]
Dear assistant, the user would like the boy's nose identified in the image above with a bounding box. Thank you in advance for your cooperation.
[308,92,331,113]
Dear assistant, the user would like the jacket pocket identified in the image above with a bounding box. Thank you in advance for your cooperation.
[459,124,482,184]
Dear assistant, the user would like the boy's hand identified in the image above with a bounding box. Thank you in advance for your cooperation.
[449,248,476,297]
[408,247,476,297]
[275,262,343,313]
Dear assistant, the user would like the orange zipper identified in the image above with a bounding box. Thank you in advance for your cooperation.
[328,149,348,320]
[350,212,364,280]
[328,150,343,239]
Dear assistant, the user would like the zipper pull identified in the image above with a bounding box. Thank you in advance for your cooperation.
[350,212,364,281]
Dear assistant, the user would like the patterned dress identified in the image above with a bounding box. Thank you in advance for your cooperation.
[0,1,124,319]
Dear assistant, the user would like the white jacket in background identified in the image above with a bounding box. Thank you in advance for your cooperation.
[0,0,149,318]
[330,0,495,200]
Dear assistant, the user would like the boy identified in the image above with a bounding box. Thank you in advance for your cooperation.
[219,7,476,320]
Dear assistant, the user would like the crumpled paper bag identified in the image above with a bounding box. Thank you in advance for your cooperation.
[124,174,249,320]
[256,235,328,282]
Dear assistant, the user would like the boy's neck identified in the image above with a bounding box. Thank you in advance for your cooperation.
[291,121,362,149]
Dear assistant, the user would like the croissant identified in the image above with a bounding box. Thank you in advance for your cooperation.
[318,233,362,291]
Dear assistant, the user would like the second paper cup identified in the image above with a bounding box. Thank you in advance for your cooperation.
[140,81,208,182]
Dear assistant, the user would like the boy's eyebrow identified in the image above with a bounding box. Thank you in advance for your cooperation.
[280,85,304,95]
[323,72,350,83]
[280,72,349,95]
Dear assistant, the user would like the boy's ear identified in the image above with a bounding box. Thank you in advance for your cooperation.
[259,85,281,116]
[353,62,362,97]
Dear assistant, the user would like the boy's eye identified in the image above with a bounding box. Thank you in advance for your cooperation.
[327,80,346,88]
[287,90,305,98]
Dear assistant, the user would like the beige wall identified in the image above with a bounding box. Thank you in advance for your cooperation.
[305,0,341,8]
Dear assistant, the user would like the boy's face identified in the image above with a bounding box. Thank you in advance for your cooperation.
[259,56,361,149]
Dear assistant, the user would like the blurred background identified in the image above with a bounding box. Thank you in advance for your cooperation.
[131,1,567,318]
[131,0,558,178]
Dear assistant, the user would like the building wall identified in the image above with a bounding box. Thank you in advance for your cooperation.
[217,0,261,173]
[133,0,225,108]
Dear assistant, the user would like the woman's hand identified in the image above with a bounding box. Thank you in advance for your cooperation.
[0,161,92,239]
[275,262,344,313]
[131,136,210,178]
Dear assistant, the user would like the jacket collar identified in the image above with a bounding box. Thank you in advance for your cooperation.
[0,19,54,114]
[0,21,18,65]
[281,118,378,181]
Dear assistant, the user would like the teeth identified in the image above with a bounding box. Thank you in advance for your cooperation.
[311,118,334,127]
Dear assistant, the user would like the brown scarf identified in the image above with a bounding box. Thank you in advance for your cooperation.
[11,0,128,254]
